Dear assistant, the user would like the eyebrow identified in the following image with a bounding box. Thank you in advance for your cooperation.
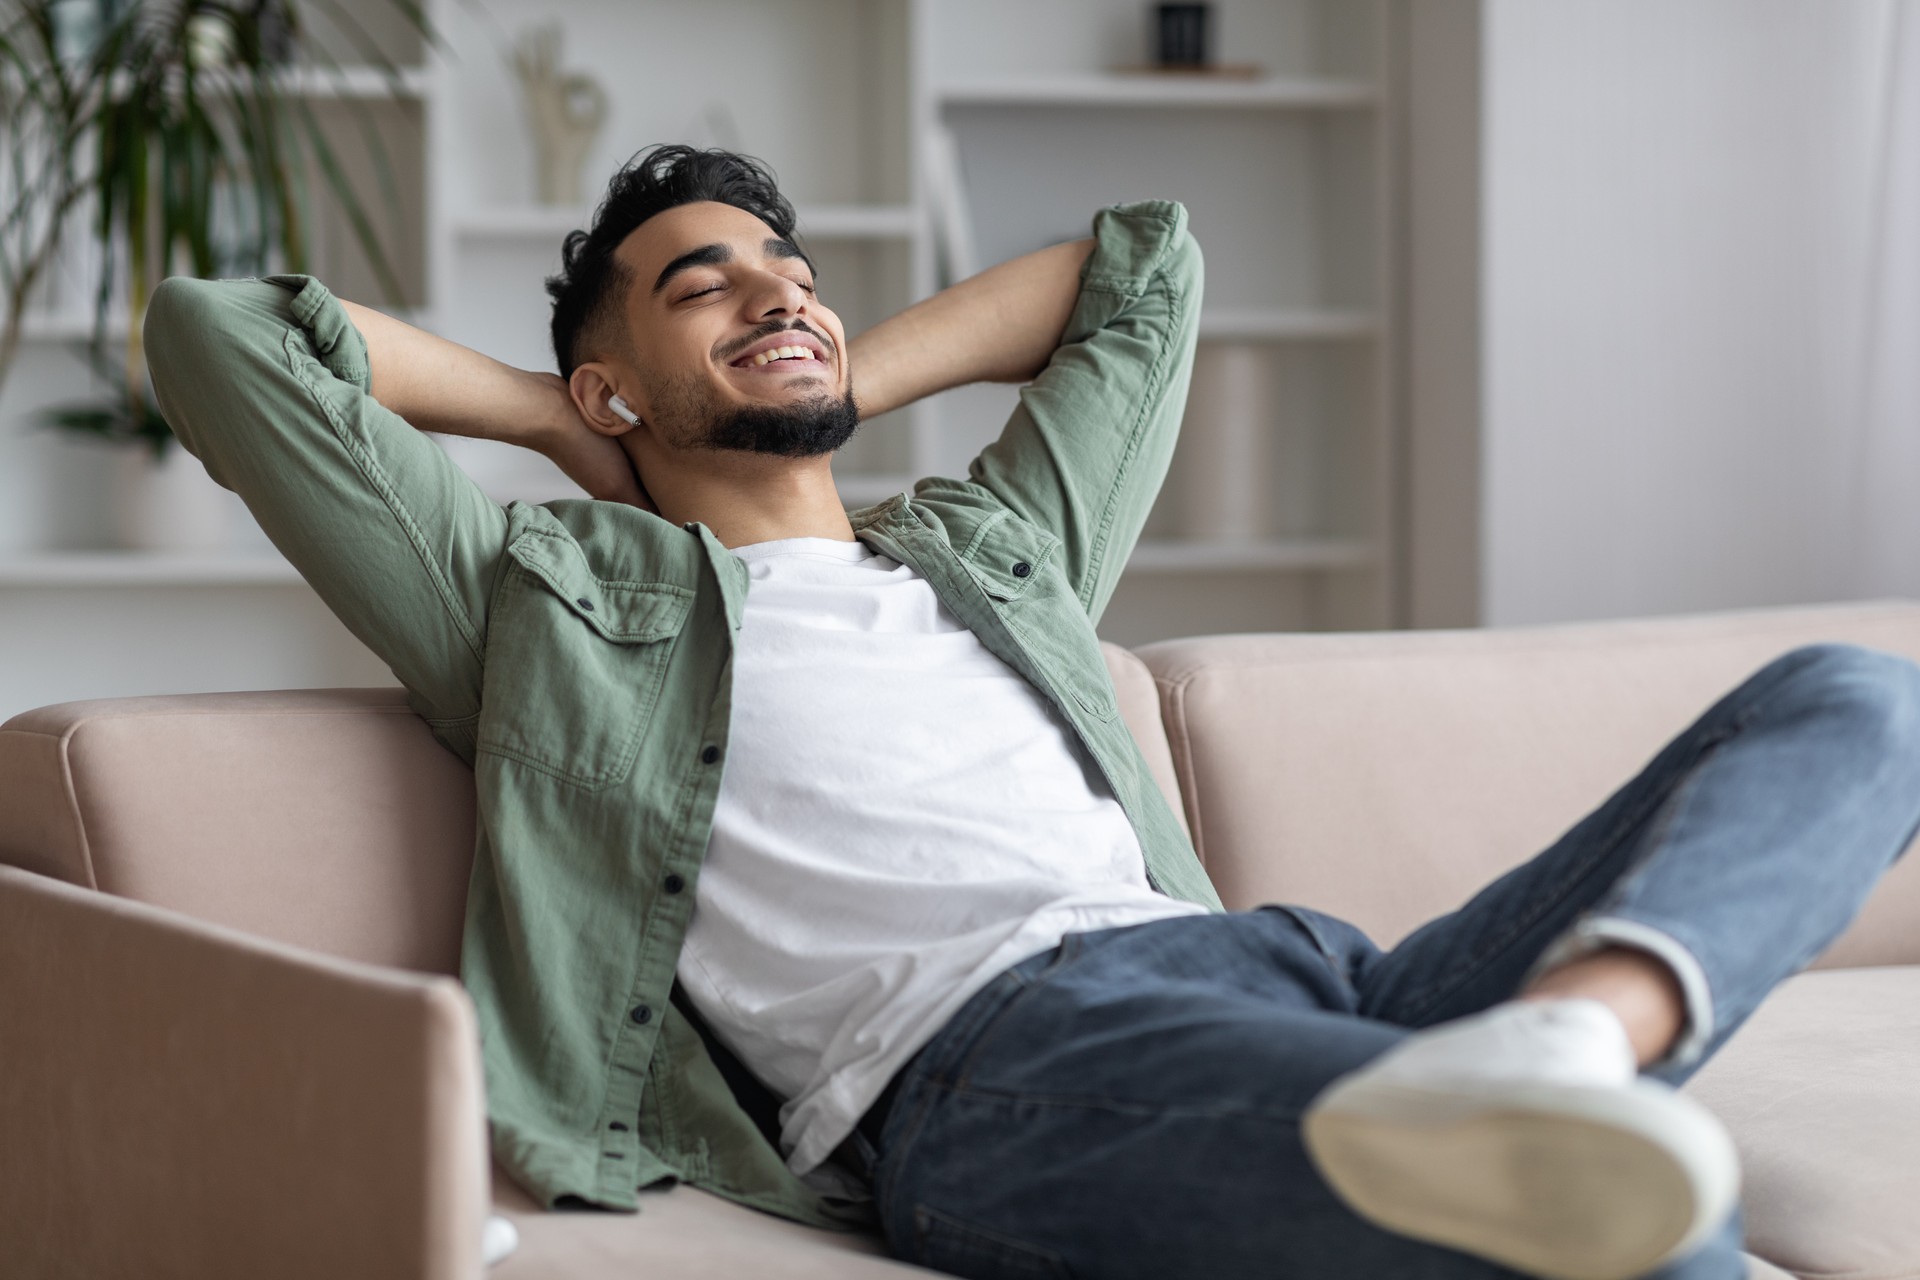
[652,237,811,295]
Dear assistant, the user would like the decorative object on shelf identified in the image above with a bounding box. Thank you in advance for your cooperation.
[113,444,233,554]
[1153,3,1210,68]
[0,0,426,479]
[1110,1,1259,80]
[512,25,608,207]
[1178,343,1274,542]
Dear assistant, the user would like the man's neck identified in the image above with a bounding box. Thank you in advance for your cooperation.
[642,453,856,549]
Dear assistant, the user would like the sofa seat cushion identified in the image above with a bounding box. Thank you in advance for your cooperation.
[489,1167,934,1278]
[1683,966,1920,1279]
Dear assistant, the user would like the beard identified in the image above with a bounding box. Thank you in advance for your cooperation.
[701,388,861,458]
[648,369,860,459]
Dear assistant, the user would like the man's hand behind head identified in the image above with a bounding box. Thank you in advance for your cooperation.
[531,372,657,512]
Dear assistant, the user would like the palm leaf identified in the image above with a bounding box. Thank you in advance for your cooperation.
[0,0,437,444]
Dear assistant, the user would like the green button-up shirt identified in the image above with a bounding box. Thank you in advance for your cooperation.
[146,199,1222,1229]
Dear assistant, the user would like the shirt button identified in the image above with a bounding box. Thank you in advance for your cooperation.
[575,597,595,611]
[630,1005,652,1025]
[701,745,720,765]
[664,873,685,894]
[1011,561,1032,578]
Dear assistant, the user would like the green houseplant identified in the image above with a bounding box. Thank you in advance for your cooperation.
[0,0,428,456]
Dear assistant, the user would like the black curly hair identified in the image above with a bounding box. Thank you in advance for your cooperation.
[545,144,808,378]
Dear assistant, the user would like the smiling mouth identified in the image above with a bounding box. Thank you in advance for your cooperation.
[733,344,827,371]
[723,321,835,373]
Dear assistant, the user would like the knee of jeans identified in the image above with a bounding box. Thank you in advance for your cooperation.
[1772,643,1920,746]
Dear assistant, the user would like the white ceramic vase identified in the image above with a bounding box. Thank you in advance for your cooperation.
[115,446,231,553]
[1179,342,1273,541]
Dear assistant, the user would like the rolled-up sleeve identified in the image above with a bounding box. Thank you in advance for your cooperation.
[145,274,507,744]
[960,201,1203,624]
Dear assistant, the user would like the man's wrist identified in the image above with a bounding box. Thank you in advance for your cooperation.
[518,370,580,453]
[849,237,1095,419]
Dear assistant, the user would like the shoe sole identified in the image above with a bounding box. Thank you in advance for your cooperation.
[1301,1077,1740,1280]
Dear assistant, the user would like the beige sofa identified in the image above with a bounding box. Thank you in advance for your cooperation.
[5,600,1918,1280]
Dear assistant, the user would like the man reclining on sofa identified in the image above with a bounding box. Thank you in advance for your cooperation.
[143,143,1920,1280]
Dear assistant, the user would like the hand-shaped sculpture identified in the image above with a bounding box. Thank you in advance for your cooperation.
[512,25,609,207]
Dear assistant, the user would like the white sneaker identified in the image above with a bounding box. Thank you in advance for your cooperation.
[1301,998,1740,1280]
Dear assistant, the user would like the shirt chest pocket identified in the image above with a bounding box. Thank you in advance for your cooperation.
[478,532,694,790]
[959,514,1117,723]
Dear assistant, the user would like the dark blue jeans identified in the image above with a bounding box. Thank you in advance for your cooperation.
[858,644,1920,1280]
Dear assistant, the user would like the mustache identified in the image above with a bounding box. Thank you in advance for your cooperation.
[715,318,836,365]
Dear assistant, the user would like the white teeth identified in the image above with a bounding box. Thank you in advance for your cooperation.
[747,345,816,368]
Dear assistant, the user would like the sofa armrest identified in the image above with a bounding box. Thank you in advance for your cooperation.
[0,865,487,1280]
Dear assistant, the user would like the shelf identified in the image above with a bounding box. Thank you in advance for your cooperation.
[252,64,430,99]
[452,203,919,243]
[1199,309,1377,341]
[938,74,1377,110]
[78,64,431,101]
[14,315,122,343]
[19,299,433,345]
[0,540,1374,585]
[0,552,305,587]
[1124,538,1374,573]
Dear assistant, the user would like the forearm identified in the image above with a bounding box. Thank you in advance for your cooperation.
[849,238,1096,420]
[339,299,648,509]
[339,300,570,449]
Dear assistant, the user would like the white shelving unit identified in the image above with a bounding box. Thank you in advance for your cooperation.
[936,73,1378,109]
[0,552,304,587]
[0,0,1399,714]
[920,0,1396,638]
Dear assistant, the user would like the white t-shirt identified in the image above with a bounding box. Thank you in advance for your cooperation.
[676,537,1204,1176]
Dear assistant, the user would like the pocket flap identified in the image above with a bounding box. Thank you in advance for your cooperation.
[506,531,693,643]
[960,512,1060,603]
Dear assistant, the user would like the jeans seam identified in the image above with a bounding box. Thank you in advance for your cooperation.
[935,1076,1314,1126]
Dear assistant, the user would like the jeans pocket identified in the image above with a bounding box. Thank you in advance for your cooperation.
[913,1203,1074,1280]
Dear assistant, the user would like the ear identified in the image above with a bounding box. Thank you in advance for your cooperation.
[569,362,647,437]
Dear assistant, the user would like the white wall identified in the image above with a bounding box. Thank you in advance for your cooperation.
[1480,0,1895,625]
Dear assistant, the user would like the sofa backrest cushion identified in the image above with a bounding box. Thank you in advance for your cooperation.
[0,689,474,975]
[1140,601,1920,969]
[0,645,1181,971]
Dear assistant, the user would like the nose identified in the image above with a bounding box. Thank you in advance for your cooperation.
[742,268,810,321]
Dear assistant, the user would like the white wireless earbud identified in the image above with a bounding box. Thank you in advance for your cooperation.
[608,395,640,426]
